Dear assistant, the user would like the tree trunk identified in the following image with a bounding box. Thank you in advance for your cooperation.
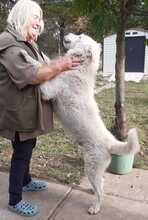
[113,3,128,140]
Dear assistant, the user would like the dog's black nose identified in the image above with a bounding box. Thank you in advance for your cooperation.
[63,39,71,44]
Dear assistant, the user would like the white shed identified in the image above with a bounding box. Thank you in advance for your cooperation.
[103,29,148,81]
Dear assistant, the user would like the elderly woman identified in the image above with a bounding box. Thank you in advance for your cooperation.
[0,0,80,217]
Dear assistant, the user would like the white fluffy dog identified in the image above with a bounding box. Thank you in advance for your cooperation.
[23,33,140,214]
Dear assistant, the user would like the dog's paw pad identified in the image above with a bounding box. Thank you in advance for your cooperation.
[88,204,100,215]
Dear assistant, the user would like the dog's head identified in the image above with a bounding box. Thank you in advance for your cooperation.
[63,33,101,68]
[63,33,98,50]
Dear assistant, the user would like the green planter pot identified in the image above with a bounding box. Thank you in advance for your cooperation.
[108,154,134,175]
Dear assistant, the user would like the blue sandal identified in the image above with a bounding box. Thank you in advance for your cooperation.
[23,180,48,192]
[8,200,38,217]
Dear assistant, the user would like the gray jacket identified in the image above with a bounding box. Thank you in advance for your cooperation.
[0,27,53,140]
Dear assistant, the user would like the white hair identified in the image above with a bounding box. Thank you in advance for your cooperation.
[7,0,44,39]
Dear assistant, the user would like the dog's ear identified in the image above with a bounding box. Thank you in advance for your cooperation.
[85,45,92,59]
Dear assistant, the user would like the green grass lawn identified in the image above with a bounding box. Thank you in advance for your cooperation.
[96,80,148,169]
[0,79,148,184]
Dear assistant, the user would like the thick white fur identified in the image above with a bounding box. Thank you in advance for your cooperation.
[22,33,140,214]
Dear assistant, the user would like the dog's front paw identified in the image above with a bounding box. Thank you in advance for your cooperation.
[88,203,100,215]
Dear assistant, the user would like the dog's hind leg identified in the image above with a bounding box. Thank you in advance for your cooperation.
[83,146,111,214]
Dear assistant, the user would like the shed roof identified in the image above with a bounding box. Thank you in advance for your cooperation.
[104,28,148,38]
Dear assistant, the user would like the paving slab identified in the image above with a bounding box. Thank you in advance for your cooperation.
[0,169,148,220]
[0,172,71,220]
[80,168,148,203]
[52,189,148,220]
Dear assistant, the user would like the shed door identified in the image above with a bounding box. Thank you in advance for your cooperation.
[125,36,145,72]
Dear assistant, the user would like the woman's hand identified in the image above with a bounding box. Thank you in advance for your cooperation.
[31,56,81,85]
[51,56,81,72]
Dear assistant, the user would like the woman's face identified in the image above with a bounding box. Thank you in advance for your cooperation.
[26,10,42,43]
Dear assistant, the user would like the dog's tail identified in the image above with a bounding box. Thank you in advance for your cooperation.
[109,128,140,155]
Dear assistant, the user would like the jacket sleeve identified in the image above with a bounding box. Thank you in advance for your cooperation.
[0,46,41,89]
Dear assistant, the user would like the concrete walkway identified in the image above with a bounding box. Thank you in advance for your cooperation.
[0,169,148,220]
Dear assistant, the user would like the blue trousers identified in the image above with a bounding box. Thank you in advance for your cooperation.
[9,132,36,205]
